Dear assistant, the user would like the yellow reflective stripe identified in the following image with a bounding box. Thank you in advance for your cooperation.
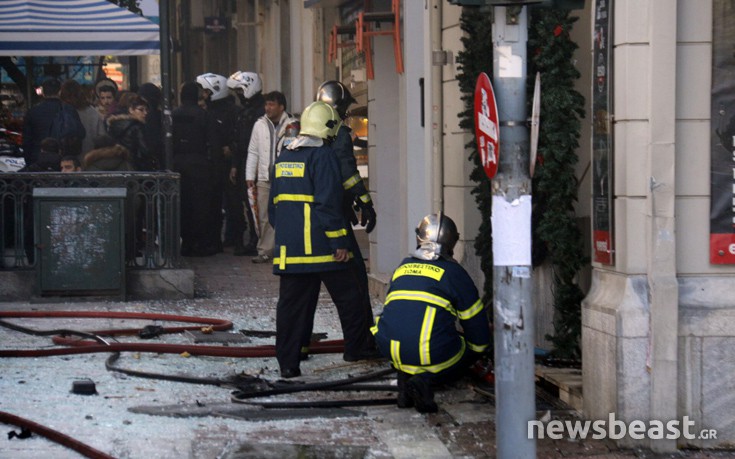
[359,193,371,204]
[343,173,361,190]
[467,341,489,353]
[273,252,353,265]
[325,228,347,238]
[385,290,455,316]
[300,345,310,354]
[279,245,286,270]
[303,203,312,255]
[419,307,436,365]
[390,340,402,367]
[370,316,380,335]
[395,339,466,375]
[392,263,446,281]
[273,194,314,204]
[457,299,484,320]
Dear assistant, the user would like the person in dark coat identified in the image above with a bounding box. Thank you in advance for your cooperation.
[106,95,157,171]
[82,135,133,172]
[137,83,164,169]
[172,82,218,257]
[196,73,239,253]
[21,78,83,165]
[18,137,61,172]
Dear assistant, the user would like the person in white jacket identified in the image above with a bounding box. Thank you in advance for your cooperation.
[245,91,296,263]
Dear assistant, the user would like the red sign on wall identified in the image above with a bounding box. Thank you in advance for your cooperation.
[474,72,499,179]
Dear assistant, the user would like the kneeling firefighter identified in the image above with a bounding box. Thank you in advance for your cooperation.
[371,213,492,413]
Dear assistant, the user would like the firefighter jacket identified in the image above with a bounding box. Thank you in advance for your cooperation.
[371,256,491,375]
[332,125,372,208]
[268,141,351,274]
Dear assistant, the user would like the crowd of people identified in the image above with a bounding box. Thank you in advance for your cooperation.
[12,73,493,414]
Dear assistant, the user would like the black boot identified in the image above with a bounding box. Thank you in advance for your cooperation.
[406,376,438,413]
[396,371,414,408]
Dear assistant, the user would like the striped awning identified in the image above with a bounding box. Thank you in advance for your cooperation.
[0,0,160,56]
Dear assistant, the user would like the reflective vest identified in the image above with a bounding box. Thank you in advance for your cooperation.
[371,257,491,375]
[268,143,350,274]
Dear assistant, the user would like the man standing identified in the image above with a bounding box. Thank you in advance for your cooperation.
[371,213,491,413]
[22,77,84,165]
[172,81,218,257]
[227,71,265,256]
[305,80,377,357]
[196,73,239,253]
[245,91,296,263]
[268,101,375,378]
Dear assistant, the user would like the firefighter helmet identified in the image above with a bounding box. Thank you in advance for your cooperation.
[299,101,340,140]
[413,213,460,260]
[227,71,262,99]
[196,73,228,101]
[316,80,356,119]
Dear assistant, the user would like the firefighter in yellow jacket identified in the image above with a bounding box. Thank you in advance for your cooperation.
[371,213,491,413]
[268,101,374,378]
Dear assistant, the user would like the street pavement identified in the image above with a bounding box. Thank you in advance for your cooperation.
[0,242,732,458]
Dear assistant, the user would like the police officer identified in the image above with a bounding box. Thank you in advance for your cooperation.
[269,101,375,378]
[196,73,239,253]
[172,82,218,256]
[371,213,492,413]
[227,71,265,256]
[306,80,377,357]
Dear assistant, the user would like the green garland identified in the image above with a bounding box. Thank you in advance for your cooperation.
[456,7,586,359]
[528,9,586,359]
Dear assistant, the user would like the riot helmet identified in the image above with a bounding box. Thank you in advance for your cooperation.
[227,71,262,100]
[196,73,228,101]
[316,80,356,119]
[413,212,460,261]
[299,101,341,140]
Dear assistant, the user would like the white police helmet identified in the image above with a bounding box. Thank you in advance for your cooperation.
[227,71,262,99]
[196,73,228,101]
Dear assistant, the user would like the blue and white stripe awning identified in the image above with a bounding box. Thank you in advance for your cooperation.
[0,0,160,56]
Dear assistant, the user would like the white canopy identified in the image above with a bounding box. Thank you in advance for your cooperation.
[0,0,160,56]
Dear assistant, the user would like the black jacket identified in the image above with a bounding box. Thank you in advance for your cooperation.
[232,93,266,171]
[107,114,156,171]
[18,150,61,172]
[172,101,214,158]
[205,96,238,164]
[21,98,62,164]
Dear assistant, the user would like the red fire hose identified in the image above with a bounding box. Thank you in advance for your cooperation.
[0,310,346,358]
[0,411,115,459]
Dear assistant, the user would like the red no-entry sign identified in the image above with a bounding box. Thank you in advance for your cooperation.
[474,72,499,179]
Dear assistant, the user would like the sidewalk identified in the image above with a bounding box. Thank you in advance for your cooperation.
[0,245,729,458]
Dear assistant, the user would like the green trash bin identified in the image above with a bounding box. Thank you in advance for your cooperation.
[33,187,127,300]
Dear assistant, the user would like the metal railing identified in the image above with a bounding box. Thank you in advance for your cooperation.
[1,172,181,270]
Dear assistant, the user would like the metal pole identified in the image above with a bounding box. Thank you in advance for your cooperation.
[491,6,536,459]
[159,0,173,171]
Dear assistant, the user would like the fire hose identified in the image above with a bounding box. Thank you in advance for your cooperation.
[0,310,398,457]
[0,411,115,459]
[0,310,344,358]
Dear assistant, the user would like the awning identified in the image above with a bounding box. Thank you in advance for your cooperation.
[0,0,160,56]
